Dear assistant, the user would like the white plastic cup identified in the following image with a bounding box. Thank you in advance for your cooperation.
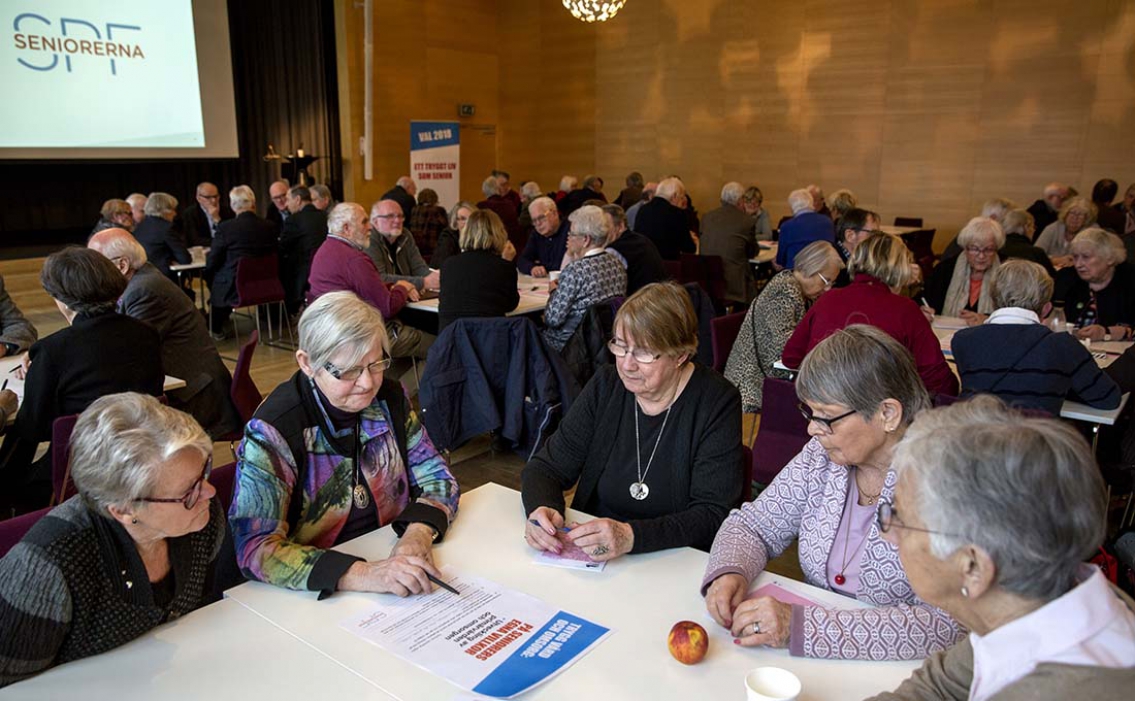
[744,666,801,701]
[549,270,561,282]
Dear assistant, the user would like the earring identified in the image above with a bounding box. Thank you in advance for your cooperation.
[960,586,969,598]
[131,517,138,525]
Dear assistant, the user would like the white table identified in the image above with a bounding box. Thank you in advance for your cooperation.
[225,483,919,700]
[0,355,186,426]
[170,247,209,313]
[0,598,397,700]
[879,225,922,237]
[749,242,777,266]
[405,274,551,317]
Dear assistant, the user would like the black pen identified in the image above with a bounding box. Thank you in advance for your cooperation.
[7,365,18,373]
[427,573,460,596]
[1,379,7,392]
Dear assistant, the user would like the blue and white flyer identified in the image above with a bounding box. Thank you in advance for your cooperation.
[340,569,612,698]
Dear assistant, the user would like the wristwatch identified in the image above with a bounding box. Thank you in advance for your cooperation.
[1105,333,1113,342]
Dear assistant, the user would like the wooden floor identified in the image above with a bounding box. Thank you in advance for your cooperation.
[0,254,801,579]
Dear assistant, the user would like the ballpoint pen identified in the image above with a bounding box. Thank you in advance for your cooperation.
[528,519,571,533]
[426,573,460,596]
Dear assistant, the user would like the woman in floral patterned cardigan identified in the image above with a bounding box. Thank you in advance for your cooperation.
[702,325,962,660]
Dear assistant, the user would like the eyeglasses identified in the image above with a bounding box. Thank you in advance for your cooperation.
[797,402,856,435]
[607,339,662,364]
[817,272,834,289]
[197,194,220,201]
[135,458,212,510]
[322,357,393,382]
[532,214,552,226]
[854,228,883,235]
[567,232,588,239]
[965,246,996,257]
[876,496,960,538]
[373,214,404,220]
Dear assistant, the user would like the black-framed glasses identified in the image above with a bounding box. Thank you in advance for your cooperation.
[876,496,960,538]
[135,458,212,510]
[532,214,552,225]
[797,402,856,435]
[854,228,883,235]
[323,357,393,382]
[607,339,662,364]
[964,246,996,257]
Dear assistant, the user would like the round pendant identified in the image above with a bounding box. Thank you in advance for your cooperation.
[629,481,650,500]
[834,573,846,586]
[352,484,371,509]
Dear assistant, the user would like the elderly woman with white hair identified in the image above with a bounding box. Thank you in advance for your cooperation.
[540,205,627,352]
[866,397,1135,700]
[1035,196,1097,268]
[922,217,1005,325]
[952,260,1119,416]
[776,188,835,269]
[229,291,459,597]
[1054,227,1135,341]
[724,241,844,413]
[0,393,225,687]
[705,326,962,660]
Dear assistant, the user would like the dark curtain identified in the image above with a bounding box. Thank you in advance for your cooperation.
[0,0,341,252]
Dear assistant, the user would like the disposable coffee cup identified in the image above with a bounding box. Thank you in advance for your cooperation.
[744,666,801,701]
[549,270,561,281]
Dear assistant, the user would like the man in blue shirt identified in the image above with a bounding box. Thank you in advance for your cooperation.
[518,196,568,277]
[776,188,835,268]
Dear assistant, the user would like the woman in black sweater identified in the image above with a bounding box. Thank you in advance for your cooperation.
[521,282,743,561]
[438,209,519,332]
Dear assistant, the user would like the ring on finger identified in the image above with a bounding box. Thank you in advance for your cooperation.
[750,621,761,635]
[592,545,609,556]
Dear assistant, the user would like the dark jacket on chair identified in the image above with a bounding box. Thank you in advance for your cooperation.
[419,317,580,459]
[134,215,191,280]
[559,299,620,389]
[206,212,278,308]
[278,204,328,306]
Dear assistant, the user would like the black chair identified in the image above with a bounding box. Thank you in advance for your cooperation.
[894,217,923,228]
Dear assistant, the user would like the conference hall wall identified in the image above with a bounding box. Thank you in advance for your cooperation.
[336,0,1134,250]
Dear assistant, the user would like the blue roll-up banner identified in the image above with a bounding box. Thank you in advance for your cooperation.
[410,121,460,210]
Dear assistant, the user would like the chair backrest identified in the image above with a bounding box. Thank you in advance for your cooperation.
[235,253,285,307]
[710,311,746,374]
[0,506,52,559]
[51,414,80,505]
[752,377,811,484]
[662,259,681,281]
[208,461,238,511]
[230,330,263,423]
[561,299,621,388]
[894,216,923,228]
[680,253,728,312]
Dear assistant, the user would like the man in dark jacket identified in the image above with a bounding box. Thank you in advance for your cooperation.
[602,204,668,295]
[89,228,241,438]
[179,181,233,247]
[133,191,191,282]
[557,174,608,218]
[205,185,277,336]
[280,185,328,316]
[635,177,696,260]
[1026,182,1069,238]
[699,182,759,305]
[477,175,522,251]
[266,179,291,228]
[381,176,417,221]
[518,197,569,276]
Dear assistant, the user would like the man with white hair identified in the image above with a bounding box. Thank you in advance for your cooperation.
[558,174,607,218]
[125,193,148,225]
[180,181,233,247]
[381,175,418,221]
[1027,182,1069,237]
[88,228,240,437]
[310,183,334,211]
[205,185,277,337]
[635,177,696,260]
[806,184,831,218]
[133,191,192,282]
[776,188,835,268]
[625,181,656,231]
[700,182,758,304]
[477,175,522,249]
[266,179,291,228]
[308,203,425,360]
[518,196,569,277]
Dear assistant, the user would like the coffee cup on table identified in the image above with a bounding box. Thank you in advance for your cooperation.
[744,666,801,701]
[549,270,561,282]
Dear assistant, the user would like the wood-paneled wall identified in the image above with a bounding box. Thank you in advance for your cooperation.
[338,0,1135,249]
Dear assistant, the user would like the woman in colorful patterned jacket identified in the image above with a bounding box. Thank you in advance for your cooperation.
[702,325,963,660]
[229,291,459,598]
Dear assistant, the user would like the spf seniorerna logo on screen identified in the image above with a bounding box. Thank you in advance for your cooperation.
[11,12,144,76]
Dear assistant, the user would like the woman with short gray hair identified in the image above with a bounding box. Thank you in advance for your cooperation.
[1036,196,1097,267]
[541,205,627,351]
[0,393,224,687]
[724,241,843,413]
[923,217,1006,323]
[867,396,1135,700]
[1056,227,1135,340]
[230,291,459,597]
[705,325,963,661]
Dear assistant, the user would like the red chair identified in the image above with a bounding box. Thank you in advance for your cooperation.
[232,253,292,348]
[710,311,746,374]
[50,414,80,505]
[679,253,729,313]
[752,377,811,484]
[221,330,262,442]
[0,506,52,558]
[662,260,681,281]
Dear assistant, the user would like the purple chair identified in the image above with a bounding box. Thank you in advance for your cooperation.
[710,311,746,374]
[208,461,238,511]
[0,506,52,559]
[220,330,262,442]
[752,377,811,485]
[50,414,80,506]
[232,254,292,348]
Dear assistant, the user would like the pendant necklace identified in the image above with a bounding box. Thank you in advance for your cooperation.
[833,470,873,586]
[630,372,682,501]
[351,416,370,510]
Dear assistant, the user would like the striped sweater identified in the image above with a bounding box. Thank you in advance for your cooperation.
[951,323,1120,416]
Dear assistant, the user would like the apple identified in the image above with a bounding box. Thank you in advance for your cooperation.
[667,620,709,665]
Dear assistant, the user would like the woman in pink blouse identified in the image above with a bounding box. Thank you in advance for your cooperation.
[702,325,962,660]
[868,396,1135,699]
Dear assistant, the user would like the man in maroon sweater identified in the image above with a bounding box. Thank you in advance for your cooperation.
[308,202,428,359]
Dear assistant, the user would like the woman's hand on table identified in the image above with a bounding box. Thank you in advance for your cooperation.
[1051,255,1073,270]
[0,389,17,418]
[1076,324,1107,341]
[704,573,748,629]
[14,354,29,381]
[530,265,548,278]
[390,523,436,566]
[730,595,793,648]
[959,310,987,326]
[566,518,634,562]
[342,555,443,597]
[524,506,565,553]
